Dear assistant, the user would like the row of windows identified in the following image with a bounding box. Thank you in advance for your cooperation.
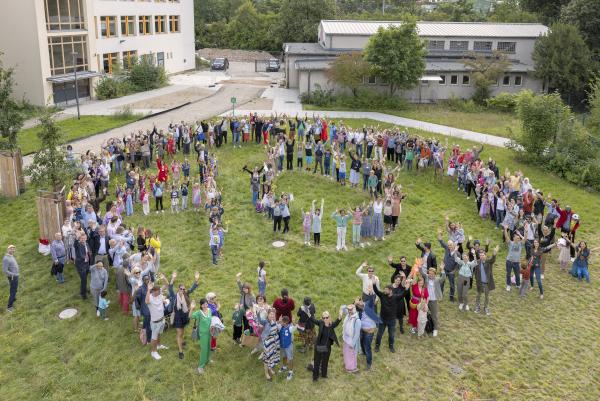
[45,0,85,31]
[47,35,89,76]
[426,40,516,54]
[98,15,180,38]
[362,74,524,87]
[101,51,174,73]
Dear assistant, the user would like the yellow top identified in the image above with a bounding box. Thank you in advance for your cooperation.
[148,237,161,254]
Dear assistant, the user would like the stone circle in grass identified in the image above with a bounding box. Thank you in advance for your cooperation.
[58,308,78,320]
[272,241,286,248]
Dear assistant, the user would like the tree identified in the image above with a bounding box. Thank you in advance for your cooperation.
[561,0,600,58]
[25,114,76,191]
[588,76,600,138]
[520,0,570,24]
[513,91,570,157]
[0,54,25,152]
[326,52,371,96]
[277,0,336,43]
[226,1,263,50]
[128,57,168,92]
[463,51,511,104]
[426,0,481,22]
[533,23,594,105]
[487,0,539,23]
[363,20,425,95]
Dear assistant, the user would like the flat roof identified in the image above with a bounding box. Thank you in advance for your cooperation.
[283,43,343,56]
[320,20,548,38]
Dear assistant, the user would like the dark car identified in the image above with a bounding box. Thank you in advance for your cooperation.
[211,57,229,71]
[266,58,280,72]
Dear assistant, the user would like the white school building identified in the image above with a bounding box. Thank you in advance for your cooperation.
[0,0,195,106]
[284,20,549,103]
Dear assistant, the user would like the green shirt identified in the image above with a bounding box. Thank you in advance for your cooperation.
[192,309,212,336]
[232,309,244,326]
[331,212,351,227]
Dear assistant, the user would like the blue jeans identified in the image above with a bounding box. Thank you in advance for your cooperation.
[530,266,543,294]
[258,280,266,295]
[361,331,374,366]
[375,319,395,348]
[252,190,258,206]
[211,245,218,265]
[7,276,18,308]
[278,155,284,172]
[506,260,521,286]
[440,272,455,299]
[495,209,505,228]
[576,266,590,282]
[233,132,240,145]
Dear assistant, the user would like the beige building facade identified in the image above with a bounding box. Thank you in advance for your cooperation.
[284,20,549,102]
[0,0,195,106]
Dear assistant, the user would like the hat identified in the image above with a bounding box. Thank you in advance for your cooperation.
[572,214,579,220]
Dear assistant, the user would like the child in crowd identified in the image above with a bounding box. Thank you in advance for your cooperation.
[180,182,189,211]
[192,183,201,212]
[519,258,531,296]
[338,155,347,186]
[296,143,303,169]
[301,208,312,246]
[98,290,110,321]
[417,298,428,338]
[170,185,179,214]
[278,316,295,380]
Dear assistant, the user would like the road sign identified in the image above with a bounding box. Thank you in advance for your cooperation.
[231,97,236,104]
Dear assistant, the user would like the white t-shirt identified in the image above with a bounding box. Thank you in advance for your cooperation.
[148,293,165,321]
[257,267,266,283]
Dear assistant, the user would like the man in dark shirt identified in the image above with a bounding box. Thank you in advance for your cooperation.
[372,284,403,353]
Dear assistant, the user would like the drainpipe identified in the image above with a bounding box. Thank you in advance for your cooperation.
[308,70,312,94]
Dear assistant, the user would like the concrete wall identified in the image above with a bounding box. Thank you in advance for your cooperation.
[0,0,48,105]
[285,54,301,89]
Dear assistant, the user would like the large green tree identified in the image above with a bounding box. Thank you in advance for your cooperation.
[277,0,335,43]
[326,52,371,96]
[588,76,600,138]
[0,54,25,152]
[363,20,425,95]
[463,51,511,104]
[226,1,264,50]
[426,0,481,22]
[533,23,593,105]
[487,0,539,23]
[561,0,600,58]
[520,0,570,24]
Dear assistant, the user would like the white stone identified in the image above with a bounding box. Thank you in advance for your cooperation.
[58,308,78,320]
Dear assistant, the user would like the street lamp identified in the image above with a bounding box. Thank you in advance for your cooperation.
[72,52,81,120]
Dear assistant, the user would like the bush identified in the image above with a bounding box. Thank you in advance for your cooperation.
[128,58,168,92]
[440,96,481,113]
[486,92,518,112]
[95,76,133,100]
[301,86,408,110]
[300,85,335,107]
[195,56,211,70]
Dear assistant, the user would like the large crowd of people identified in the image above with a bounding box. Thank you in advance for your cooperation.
[3,112,594,381]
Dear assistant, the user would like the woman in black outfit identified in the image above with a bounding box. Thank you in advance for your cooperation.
[136,226,147,253]
[168,271,200,359]
[309,309,342,382]
[392,274,407,334]
[285,138,295,170]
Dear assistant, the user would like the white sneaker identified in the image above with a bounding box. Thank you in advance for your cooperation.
[540,294,544,299]
[458,303,464,310]
[570,257,575,262]
[197,367,204,374]
[541,274,544,280]
[157,345,169,350]
[151,351,161,360]
[433,330,438,337]
[465,305,470,311]
[506,285,511,292]
[96,310,100,317]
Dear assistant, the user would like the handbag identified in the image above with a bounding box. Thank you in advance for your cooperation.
[191,322,199,341]
[50,262,58,276]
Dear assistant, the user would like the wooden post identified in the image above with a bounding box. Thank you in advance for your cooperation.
[36,187,65,241]
[0,150,24,197]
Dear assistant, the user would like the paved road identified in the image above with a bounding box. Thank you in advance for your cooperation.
[23,84,265,168]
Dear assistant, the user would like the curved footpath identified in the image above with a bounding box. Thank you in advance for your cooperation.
[223,109,509,148]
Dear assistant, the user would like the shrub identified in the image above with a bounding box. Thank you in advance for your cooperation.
[486,92,518,112]
[300,85,335,107]
[195,56,211,70]
[440,96,481,113]
[128,58,168,92]
[301,86,408,110]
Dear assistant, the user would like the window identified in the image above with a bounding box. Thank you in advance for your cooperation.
[154,15,166,34]
[462,75,470,85]
[473,41,492,52]
[139,15,151,35]
[121,16,135,36]
[450,75,458,85]
[427,40,445,51]
[47,35,88,75]
[364,76,377,85]
[449,41,469,51]
[514,75,522,86]
[103,52,119,73]
[100,16,116,37]
[497,41,516,53]
[439,75,446,85]
[45,0,85,31]
[157,52,165,67]
[502,75,510,86]
[169,15,180,33]
[122,50,137,69]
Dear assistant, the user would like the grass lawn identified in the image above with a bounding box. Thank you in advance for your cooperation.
[304,104,522,139]
[18,115,141,155]
[0,119,599,401]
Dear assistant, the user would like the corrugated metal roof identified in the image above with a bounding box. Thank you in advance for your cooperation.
[320,20,548,38]
[294,59,335,70]
[426,60,534,72]
[283,43,341,55]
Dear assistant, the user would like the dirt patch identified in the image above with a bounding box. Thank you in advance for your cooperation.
[220,78,273,86]
[123,87,215,110]
[198,48,278,62]
[240,97,273,110]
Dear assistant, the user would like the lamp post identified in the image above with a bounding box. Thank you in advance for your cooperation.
[72,52,81,120]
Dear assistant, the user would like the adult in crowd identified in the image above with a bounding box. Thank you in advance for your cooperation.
[89,262,108,316]
[355,261,380,310]
[309,308,342,382]
[190,298,212,374]
[146,280,168,360]
[473,245,499,315]
[273,288,295,322]
[296,297,316,353]
[74,234,91,300]
[169,271,199,359]
[372,280,403,353]
[235,273,256,332]
[407,272,428,334]
[571,241,591,282]
[437,229,458,302]
[503,227,523,292]
[135,274,153,344]
[387,255,411,284]
[416,238,437,270]
[419,263,445,337]
[259,308,280,381]
[355,297,380,371]
[341,303,361,373]
[3,245,19,312]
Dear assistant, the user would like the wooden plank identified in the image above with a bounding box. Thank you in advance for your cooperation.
[0,152,21,197]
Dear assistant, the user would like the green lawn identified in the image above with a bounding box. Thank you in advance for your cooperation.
[0,119,598,401]
[304,104,522,139]
[18,115,140,155]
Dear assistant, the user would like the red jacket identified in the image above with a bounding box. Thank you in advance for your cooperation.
[555,206,580,233]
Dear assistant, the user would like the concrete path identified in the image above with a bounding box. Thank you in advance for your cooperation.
[222,109,509,148]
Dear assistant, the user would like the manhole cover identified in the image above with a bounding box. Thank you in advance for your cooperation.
[272,241,286,248]
[58,308,78,320]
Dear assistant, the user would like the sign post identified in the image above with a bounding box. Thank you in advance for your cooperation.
[231,96,236,117]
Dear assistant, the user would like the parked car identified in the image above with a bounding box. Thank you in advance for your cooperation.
[266,58,280,72]
[211,57,229,71]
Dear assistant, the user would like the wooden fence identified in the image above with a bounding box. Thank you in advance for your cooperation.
[0,150,24,197]
[36,188,65,241]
